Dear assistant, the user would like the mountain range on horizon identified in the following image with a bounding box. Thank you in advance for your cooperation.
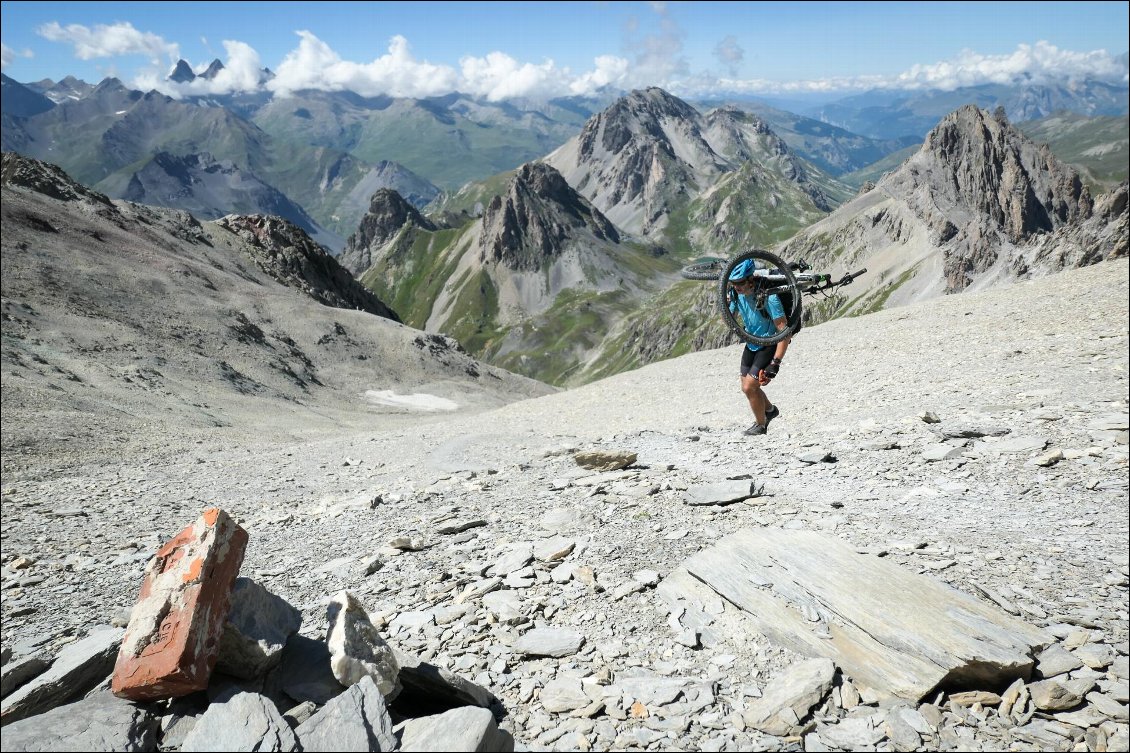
[1,63,1127,387]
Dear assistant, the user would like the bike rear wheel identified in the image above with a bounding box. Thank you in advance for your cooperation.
[718,250,803,347]
[679,257,727,280]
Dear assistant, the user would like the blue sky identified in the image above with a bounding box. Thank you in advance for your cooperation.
[2,1,1127,100]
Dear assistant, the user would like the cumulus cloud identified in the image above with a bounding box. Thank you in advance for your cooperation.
[569,55,632,95]
[268,32,458,98]
[1,43,34,72]
[37,21,178,65]
[459,52,570,101]
[718,41,1128,95]
[714,35,744,76]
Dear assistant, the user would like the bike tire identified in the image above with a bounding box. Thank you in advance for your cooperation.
[717,250,803,347]
[679,258,727,280]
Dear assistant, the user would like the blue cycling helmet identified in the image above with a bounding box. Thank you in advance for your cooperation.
[728,258,757,281]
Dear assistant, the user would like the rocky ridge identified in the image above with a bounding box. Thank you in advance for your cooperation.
[778,105,1128,319]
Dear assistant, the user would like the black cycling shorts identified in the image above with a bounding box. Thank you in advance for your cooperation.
[740,346,775,378]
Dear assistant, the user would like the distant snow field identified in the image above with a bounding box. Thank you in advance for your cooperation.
[364,389,459,411]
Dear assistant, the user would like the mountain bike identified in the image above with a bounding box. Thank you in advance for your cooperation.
[681,249,867,346]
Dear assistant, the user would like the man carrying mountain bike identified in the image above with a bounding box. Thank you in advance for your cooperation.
[728,259,790,436]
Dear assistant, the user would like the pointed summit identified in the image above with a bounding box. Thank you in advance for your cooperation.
[546,87,727,236]
[479,162,619,271]
[200,59,225,80]
[339,189,437,276]
[169,60,196,83]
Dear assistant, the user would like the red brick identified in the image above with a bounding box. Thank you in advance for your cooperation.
[111,508,248,701]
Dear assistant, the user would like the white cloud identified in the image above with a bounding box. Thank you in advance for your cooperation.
[459,51,569,101]
[268,32,458,98]
[1,43,34,72]
[37,21,178,65]
[717,41,1128,95]
[569,55,631,95]
[621,0,689,89]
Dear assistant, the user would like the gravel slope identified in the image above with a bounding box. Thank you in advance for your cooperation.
[1,258,1127,751]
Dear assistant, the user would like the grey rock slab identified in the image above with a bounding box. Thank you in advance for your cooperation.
[1073,642,1115,669]
[512,628,585,658]
[684,480,765,506]
[0,692,159,752]
[935,423,1010,439]
[396,705,514,752]
[435,519,487,535]
[818,716,886,749]
[742,658,835,736]
[533,536,575,562]
[1036,644,1085,678]
[1,627,122,725]
[326,591,400,699]
[1,654,50,698]
[884,708,924,752]
[181,691,297,752]
[295,675,396,752]
[392,647,496,710]
[262,634,344,705]
[1028,679,1083,711]
[539,508,582,532]
[991,436,1048,454]
[681,528,1050,701]
[1087,691,1129,720]
[487,546,533,577]
[482,590,523,623]
[540,677,592,713]
[922,444,964,462]
[215,578,303,680]
[797,449,836,464]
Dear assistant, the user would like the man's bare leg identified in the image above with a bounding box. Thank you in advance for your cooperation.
[740,375,770,426]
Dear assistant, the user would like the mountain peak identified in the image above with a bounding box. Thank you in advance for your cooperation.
[339,189,437,276]
[478,161,619,271]
[169,59,196,83]
[200,59,225,80]
[903,103,1093,251]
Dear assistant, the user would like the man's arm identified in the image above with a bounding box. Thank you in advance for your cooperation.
[772,317,791,361]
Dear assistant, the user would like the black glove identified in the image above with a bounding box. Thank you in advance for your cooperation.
[764,358,782,380]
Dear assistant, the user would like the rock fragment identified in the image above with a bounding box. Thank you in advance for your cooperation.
[326,591,400,699]
[295,675,396,752]
[1,628,123,724]
[742,658,835,735]
[573,450,636,471]
[215,578,302,680]
[0,692,159,752]
[513,628,585,658]
[180,691,297,752]
[396,706,514,752]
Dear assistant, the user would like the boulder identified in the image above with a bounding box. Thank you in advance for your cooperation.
[0,692,159,751]
[180,691,296,752]
[215,578,302,680]
[295,675,396,752]
[326,591,400,699]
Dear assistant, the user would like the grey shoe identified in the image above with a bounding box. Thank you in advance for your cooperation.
[743,423,767,436]
[765,405,780,427]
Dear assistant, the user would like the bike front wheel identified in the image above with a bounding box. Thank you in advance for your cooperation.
[679,257,727,280]
[718,250,803,347]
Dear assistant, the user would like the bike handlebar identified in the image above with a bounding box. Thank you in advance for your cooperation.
[838,268,867,285]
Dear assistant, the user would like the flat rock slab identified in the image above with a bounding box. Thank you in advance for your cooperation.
[1,627,123,724]
[512,628,585,658]
[396,705,514,752]
[112,508,248,701]
[991,436,1048,454]
[392,647,497,711]
[684,480,765,506]
[0,692,159,751]
[679,528,1050,701]
[296,675,396,752]
[743,658,835,735]
[181,691,297,752]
